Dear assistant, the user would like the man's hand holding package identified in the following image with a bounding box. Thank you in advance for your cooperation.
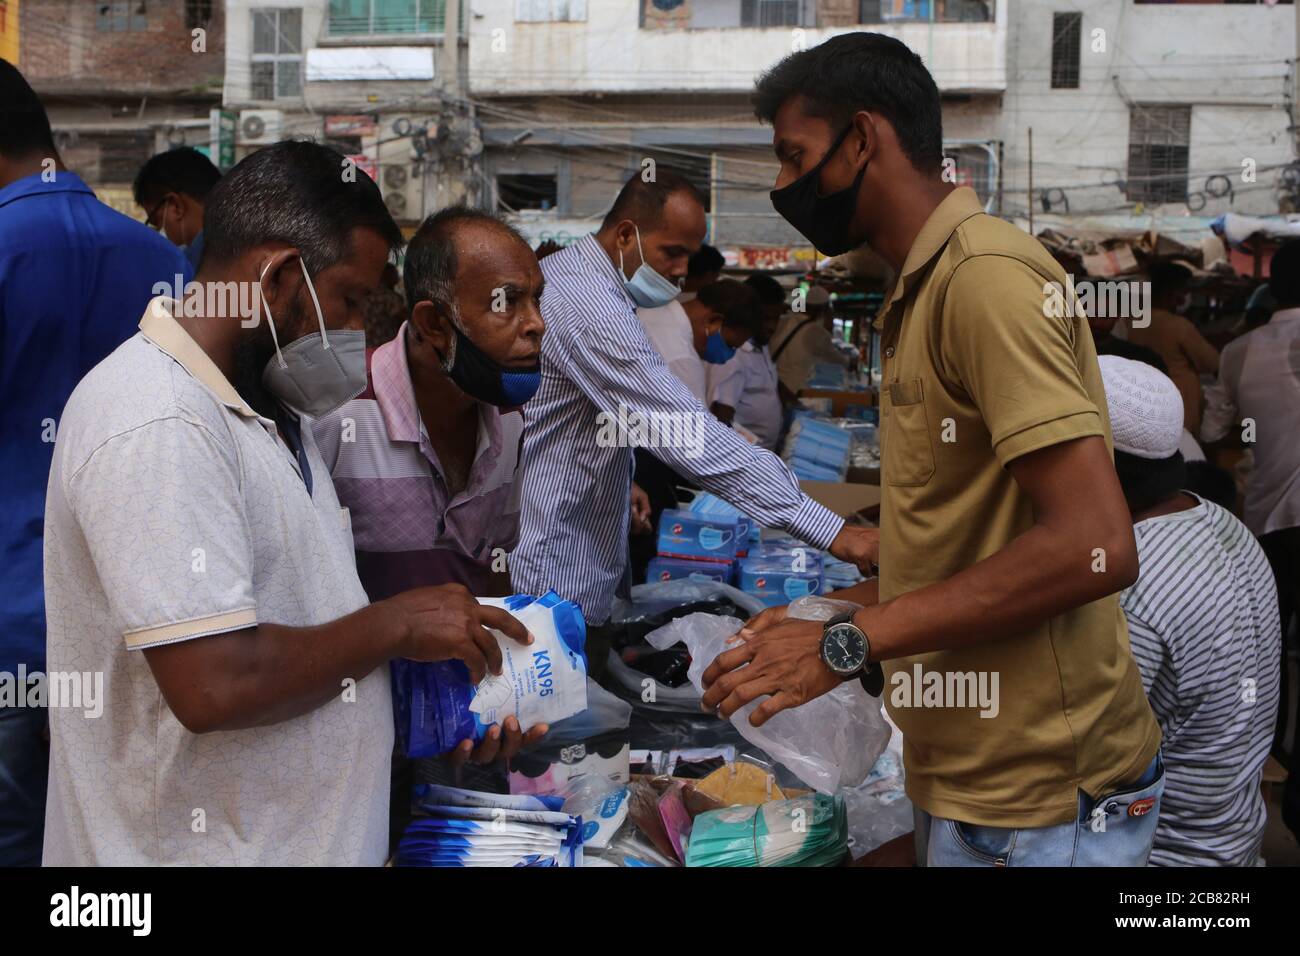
[450,715,549,768]
[700,617,840,727]
[388,582,533,684]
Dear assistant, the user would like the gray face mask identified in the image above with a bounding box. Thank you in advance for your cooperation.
[259,258,367,419]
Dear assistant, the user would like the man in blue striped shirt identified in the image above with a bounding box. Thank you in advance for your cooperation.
[510,170,876,668]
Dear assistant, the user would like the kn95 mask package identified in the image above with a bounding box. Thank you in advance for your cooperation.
[392,591,589,757]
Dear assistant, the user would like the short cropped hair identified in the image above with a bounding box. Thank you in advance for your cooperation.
[134,147,223,206]
[697,278,763,335]
[600,167,705,232]
[201,141,403,274]
[0,58,57,159]
[753,32,943,174]
[403,205,529,317]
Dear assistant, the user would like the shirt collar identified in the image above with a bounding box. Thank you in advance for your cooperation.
[876,186,985,327]
[138,297,261,419]
[0,170,95,209]
[374,322,505,474]
[371,323,422,443]
[576,232,634,304]
[1271,307,1300,324]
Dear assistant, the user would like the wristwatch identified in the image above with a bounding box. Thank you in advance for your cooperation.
[819,611,884,697]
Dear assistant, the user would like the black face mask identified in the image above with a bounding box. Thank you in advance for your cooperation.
[436,323,541,408]
[769,123,868,256]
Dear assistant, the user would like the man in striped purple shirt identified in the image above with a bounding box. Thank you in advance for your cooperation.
[313,207,549,771]
[510,170,878,672]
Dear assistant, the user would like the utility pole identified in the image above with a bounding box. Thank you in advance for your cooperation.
[1027,127,1034,237]
[445,0,461,98]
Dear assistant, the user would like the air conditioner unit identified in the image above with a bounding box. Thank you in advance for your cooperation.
[238,109,284,146]
[379,163,423,223]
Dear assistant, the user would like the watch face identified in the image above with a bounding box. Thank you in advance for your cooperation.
[822,623,867,675]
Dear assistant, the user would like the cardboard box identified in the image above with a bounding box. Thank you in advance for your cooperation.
[797,387,878,417]
[846,465,881,485]
[799,480,881,518]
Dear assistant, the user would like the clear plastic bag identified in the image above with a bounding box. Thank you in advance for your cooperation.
[842,723,913,859]
[645,612,890,794]
[784,595,863,622]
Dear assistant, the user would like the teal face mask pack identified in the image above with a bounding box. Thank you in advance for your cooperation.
[687,493,753,557]
[739,556,824,608]
[392,591,589,757]
[646,556,733,585]
[656,508,742,563]
[685,793,848,867]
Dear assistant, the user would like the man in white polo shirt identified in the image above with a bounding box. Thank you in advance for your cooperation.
[709,291,785,450]
[636,278,760,405]
[42,143,531,865]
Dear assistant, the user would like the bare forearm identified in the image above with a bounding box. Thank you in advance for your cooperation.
[828,578,879,606]
[857,520,1135,662]
[146,600,408,733]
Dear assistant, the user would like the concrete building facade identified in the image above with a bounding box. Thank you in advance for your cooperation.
[222,0,470,229]
[18,0,226,216]
[469,0,1007,259]
[999,0,1298,223]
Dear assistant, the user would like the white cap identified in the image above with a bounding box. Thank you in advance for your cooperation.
[1098,355,1184,459]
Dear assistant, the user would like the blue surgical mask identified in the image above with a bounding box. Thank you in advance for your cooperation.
[259,258,367,419]
[783,576,819,600]
[619,225,681,308]
[702,332,735,365]
[698,526,733,550]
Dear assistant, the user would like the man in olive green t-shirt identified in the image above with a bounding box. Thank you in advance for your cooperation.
[701,33,1163,867]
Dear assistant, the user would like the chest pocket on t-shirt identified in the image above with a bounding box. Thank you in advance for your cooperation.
[884,379,936,487]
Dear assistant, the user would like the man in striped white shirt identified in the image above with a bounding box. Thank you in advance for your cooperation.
[511,170,876,669]
[1102,356,1281,866]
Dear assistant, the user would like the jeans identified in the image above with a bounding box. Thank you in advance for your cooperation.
[0,700,49,866]
[914,754,1164,867]
[1260,526,1300,839]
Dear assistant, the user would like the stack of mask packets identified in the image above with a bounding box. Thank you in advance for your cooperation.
[781,417,852,481]
[684,793,847,867]
[396,784,583,867]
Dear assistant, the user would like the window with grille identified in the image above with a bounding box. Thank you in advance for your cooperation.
[497,174,559,212]
[516,0,586,21]
[186,0,213,30]
[97,1,148,32]
[1127,105,1191,205]
[251,8,303,101]
[329,0,465,35]
[741,0,803,27]
[1051,12,1082,89]
[90,131,155,183]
